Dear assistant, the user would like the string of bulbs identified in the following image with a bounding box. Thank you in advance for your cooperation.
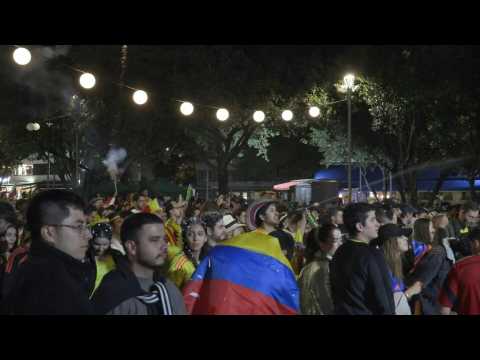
[12,46,354,124]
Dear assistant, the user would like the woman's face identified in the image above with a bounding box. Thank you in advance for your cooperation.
[396,235,409,253]
[186,224,207,252]
[92,236,111,257]
[4,227,17,250]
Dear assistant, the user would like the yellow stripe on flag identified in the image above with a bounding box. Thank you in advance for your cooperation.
[220,230,293,271]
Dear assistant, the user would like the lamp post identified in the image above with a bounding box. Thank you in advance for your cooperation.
[343,74,355,203]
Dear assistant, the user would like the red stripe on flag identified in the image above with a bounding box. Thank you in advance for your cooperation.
[183,279,298,315]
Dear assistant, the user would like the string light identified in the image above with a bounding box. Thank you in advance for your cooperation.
[10,46,355,120]
[281,110,293,121]
[309,106,320,118]
[216,108,229,121]
[180,102,194,116]
[13,47,31,66]
[253,111,265,123]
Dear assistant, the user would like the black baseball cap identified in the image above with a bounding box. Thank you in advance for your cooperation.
[376,224,412,247]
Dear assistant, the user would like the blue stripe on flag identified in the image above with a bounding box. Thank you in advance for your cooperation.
[191,245,299,312]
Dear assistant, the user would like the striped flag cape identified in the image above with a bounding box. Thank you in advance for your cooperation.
[183,229,300,315]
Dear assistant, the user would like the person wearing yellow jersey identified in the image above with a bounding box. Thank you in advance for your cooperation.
[167,217,209,289]
[280,210,307,274]
[88,223,124,297]
[164,198,187,248]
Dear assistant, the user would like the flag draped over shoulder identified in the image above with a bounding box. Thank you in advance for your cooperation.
[183,230,300,315]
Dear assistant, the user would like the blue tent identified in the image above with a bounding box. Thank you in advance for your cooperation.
[313,166,480,192]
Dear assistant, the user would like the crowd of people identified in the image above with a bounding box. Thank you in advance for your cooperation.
[0,187,479,315]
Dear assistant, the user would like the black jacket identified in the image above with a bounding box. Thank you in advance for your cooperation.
[91,255,173,315]
[407,245,452,315]
[1,240,96,315]
[330,240,395,315]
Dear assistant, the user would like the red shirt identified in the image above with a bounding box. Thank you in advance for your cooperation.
[438,255,480,315]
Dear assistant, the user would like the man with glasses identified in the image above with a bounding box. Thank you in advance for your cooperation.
[2,190,95,315]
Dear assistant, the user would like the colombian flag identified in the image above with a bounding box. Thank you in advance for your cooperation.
[183,230,300,315]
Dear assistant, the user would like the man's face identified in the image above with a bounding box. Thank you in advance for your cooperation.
[132,223,168,268]
[334,211,343,225]
[464,210,479,227]
[211,219,227,242]
[262,204,279,227]
[358,210,380,241]
[136,196,148,211]
[322,228,343,256]
[47,207,92,261]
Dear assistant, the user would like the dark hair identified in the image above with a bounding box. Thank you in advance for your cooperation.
[433,227,448,246]
[26,190,86,243]
[376,205,395,224]
[120,213,163,244]
[91,222,113,241]
[255,201,276,227]
[182,217,208,266]
[461,201,479,213]
[327,207,341,219]
[133,193,147,203]
[343,202,375,237]
[202,211,223,230]
[469,228,480,243]
[304,224,338,263]
[0,201,16,223]
[165,201,174,218]
[413,218,432,245]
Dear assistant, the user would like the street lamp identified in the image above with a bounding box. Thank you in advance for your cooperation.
[79,73,96,89]
[133,90,148,105]
[343,73,355,203]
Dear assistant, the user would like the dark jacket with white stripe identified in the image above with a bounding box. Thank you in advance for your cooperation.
[91,256,187,315]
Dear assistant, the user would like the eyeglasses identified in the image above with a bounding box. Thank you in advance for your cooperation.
[46,224,91,234]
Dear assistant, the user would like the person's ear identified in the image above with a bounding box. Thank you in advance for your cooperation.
[40,225,56,245]
[125,240,137,257]
[356,222,364,233]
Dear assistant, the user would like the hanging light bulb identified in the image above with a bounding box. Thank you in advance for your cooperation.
[133,90,148,105]
[13,47,31,66]
[253,111,265,123]
[216,108,229,121]
[79,73,96,89]
[309,106,320,118]
[180,102,194,116]
[281,110,293,121]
